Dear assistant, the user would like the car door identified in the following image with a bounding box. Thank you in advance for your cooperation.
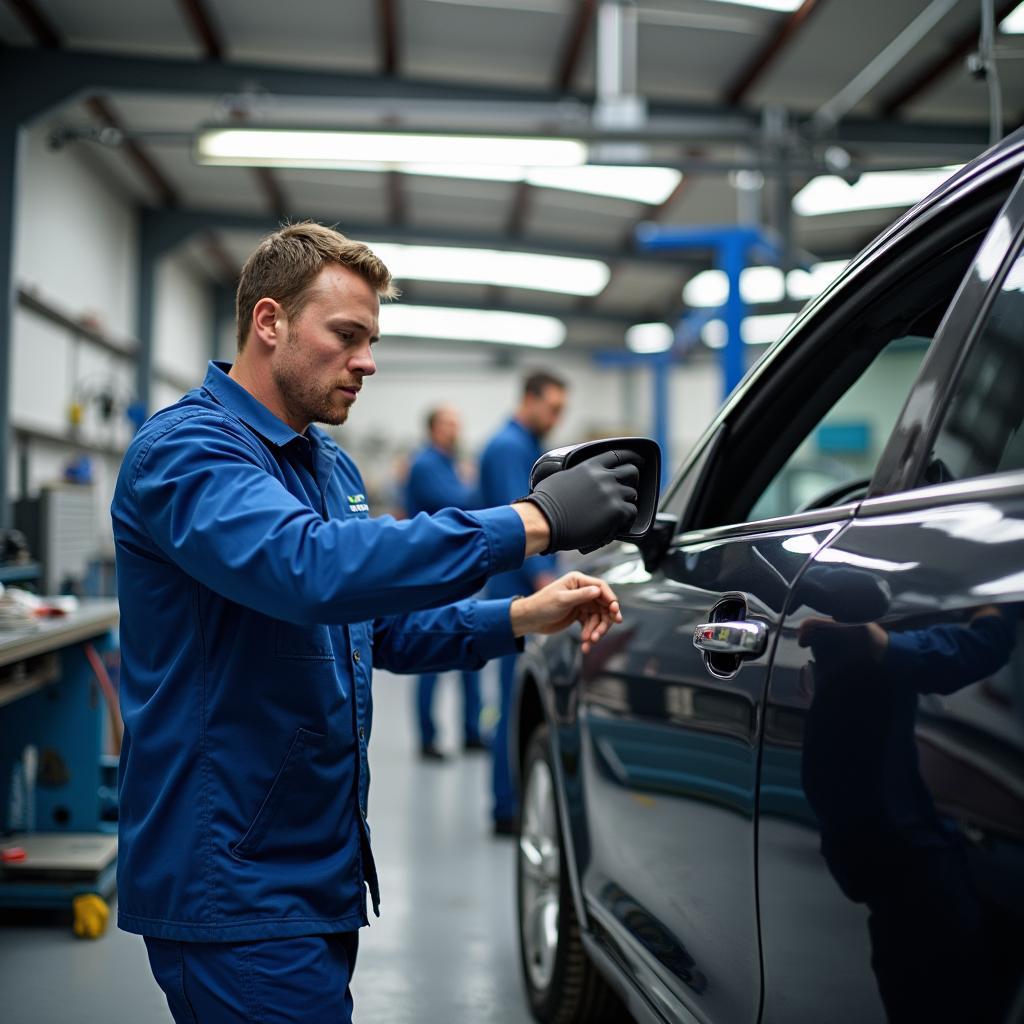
[757,169,1024,1024]
[571,157,1022,1024]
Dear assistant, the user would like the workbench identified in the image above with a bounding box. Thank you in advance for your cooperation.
[0,600,120,932]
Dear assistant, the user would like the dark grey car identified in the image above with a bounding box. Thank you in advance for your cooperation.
[513,128,1024,1024]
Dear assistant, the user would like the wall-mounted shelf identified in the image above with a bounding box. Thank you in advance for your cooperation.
[17,285,197,394]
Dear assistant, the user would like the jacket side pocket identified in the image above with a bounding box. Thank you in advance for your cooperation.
[229,727,327,859]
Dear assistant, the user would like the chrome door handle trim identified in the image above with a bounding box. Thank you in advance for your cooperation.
[693,620,767,657]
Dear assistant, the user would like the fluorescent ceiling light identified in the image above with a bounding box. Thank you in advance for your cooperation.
[701,0,802,10]
[525,166,682,205]
[402,163,681,204]
[196,129,681,204]
[626,322,674,353]
[683,266,786,307]
[702,312,796,348]
[685,261,849,308]
[793,166,961,216]
[379,305,565,348]
[786,260,848,300]
[196,129,587,169]
[1001,2,1024,32]
[368,243,609,296]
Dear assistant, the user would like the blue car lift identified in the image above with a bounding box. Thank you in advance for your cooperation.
[596,224,783,484]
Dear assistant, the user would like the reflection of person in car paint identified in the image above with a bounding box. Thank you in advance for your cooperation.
[797,605,1015,1024]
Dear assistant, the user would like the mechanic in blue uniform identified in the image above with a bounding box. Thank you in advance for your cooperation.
[405,405,485,759]
[479,371,567,835]
[111,223,640,1023]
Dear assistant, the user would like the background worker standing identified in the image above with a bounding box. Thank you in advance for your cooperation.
[405,405,485,759]
[479,371,568,835]
[111,223,640,1024]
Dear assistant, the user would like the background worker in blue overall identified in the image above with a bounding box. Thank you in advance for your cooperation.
[404,405,485,759]
[479,371,568,835]
[111,223,641,1024]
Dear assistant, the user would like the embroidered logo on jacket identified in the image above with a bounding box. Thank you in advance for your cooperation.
[347,493,369,513]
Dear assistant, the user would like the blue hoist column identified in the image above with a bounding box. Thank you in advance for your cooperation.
[633,224,783,465]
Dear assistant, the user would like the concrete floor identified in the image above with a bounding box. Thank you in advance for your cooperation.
[0,668,536,1023]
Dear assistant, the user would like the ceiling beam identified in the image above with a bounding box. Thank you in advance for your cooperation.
[201,232,240,284]
[554,0,597,93]
[724,0,823,105]
[879,0,1020,115]
[253,167,288,223]
[377,0,400,76]
[176,0,223,61]
[497,0,597,298]
[137,207,707,269]
[86,96,180,207]
[3,0,60,48]
[175,0,291,222]
[4,46,996,159]
[386,171,406,225]
[6,0,182,209]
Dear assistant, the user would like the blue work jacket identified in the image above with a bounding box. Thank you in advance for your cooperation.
[111,362,525,942]
[479,418,557,598]
[404,444,477,516]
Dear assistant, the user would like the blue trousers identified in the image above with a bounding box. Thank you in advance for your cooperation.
[144,932,358,1023]
[416,670,481,747]
[492,652,519,822]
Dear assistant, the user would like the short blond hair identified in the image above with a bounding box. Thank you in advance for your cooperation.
[236,222,397,350]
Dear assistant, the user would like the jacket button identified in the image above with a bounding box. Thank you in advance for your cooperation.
[353,649,361,663]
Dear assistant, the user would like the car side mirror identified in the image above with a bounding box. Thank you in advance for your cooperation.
[530,437,662,543]
[637,512,677,572]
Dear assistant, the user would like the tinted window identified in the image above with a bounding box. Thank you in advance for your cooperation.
[693,227,990,529]
[749,337,931,520]
[932,240,1024,481]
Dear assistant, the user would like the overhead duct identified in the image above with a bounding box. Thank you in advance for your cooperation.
[592,0,649,166]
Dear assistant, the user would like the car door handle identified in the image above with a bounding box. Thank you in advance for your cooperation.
[693,620,768,658]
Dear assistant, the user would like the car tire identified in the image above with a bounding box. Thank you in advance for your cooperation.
[517,724,626,1024]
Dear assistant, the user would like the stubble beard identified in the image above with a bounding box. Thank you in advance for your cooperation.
[272,342,351,428]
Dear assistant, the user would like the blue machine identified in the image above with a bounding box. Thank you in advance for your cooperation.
[0,605,120,926]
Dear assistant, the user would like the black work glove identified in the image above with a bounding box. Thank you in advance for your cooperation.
[525,450,640,554]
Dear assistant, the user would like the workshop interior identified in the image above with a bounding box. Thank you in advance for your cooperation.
[1,2,1023,1023]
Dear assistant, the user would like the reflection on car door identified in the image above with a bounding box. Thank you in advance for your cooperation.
[577,511,849,1024]
[758,489,1024,1023]
[758,173,1024,1024]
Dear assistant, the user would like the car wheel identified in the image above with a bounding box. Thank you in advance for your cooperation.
[517,725,625,1024]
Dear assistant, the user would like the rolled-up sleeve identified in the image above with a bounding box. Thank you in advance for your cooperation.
[131,411,525,625]
[371,598,522,673]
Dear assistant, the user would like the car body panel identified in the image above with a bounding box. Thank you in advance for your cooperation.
[571,518,847,1024]
[758,492,1024,1023]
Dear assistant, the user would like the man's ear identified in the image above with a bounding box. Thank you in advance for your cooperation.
[251,297,283,350]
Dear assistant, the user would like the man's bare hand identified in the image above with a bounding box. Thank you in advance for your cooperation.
[510,571,622,653]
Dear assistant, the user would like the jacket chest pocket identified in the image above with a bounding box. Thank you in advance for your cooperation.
[275,622,335,661]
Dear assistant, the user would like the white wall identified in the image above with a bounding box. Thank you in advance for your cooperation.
[8,121,216,572]
[153,254,213,398]
[10,122,139,562]
[15,123,138,337]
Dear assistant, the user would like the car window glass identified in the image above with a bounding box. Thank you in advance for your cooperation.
[688,222,994,532]
[749,337,931,521]
[930,241,1024,482]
